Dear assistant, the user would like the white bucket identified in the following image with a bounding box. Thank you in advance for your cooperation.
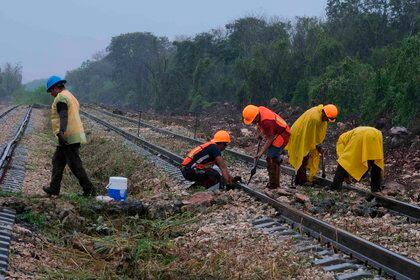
[106,177,128,201]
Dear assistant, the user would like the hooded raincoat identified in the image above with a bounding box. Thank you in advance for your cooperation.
[285,105,327,181]
[336,126,384,181]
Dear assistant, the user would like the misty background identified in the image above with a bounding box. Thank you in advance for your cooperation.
[0,0,418,129]
[0,0,326,82]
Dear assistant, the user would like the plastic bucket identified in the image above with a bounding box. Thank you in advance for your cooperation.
[106,177,128,201]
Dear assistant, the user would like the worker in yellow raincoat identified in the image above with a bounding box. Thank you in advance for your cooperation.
[285,104,338,185]
[331,126,384,192]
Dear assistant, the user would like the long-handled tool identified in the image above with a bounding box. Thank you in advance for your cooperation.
[321,152,326,178]
[247,138,262,185]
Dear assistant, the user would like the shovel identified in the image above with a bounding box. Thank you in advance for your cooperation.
[247,138,262,185]
[321,151,326,178]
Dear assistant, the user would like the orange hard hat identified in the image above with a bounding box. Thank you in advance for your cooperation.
[242,105,259,125]
[212,130,231,143]
[323,104,338,122]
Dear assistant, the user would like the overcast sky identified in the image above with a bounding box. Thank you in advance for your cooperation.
[0,0,326,83]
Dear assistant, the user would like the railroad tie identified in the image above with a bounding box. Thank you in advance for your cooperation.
[0,209,15,274]
[313,256,347,266]
[335,270,373,280]
[323,263,359,273]
[252,217,274,225]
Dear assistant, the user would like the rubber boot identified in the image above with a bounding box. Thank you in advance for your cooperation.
[83,186,97,197]
[267,158,280,189]
[43,186,60,196]
[330,164,347,190]
[207,182,221,192]
[295,156,309,186]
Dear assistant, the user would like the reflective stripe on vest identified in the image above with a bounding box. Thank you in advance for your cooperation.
[51,90,87,144]
[258,106,290,148]
[182,141,215,169]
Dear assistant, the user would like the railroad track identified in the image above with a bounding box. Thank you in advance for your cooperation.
[82,109,420,280]
[88,107,420,222]
[0,106,32,277]
[0,105,19,120]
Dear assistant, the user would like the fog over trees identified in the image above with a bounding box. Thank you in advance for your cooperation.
[8,0,420,127]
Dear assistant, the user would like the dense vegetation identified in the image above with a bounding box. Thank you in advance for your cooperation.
[9,0,420,128]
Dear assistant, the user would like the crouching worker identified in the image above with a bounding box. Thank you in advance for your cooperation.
[242,105,290,189]
[180,130,233,190]
[331,126,384,192]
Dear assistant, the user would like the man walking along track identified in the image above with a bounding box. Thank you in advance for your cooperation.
[43,75,96,197]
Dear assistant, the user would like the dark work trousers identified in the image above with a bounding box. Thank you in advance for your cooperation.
[50,143,93,194]
[331,161,382,192]
[368,161,382,192]
[181,167,221,188]
[295,155,309,185]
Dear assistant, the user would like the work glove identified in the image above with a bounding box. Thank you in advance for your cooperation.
[57,132,68,146]
[232,176,242,183]
[224,174,233,186]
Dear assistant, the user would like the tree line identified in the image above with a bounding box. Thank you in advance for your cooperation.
[11,0,420,128]
[0,63,22,103]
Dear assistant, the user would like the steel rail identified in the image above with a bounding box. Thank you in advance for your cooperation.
[0,105,19,119]
[0,106,32,179]
[90,107,420,221]
[82,109,420,280]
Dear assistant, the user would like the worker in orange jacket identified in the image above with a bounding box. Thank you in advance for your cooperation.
[180,130,233,190]
[242,105,291,189]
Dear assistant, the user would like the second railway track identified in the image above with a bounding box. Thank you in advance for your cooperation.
[0,106,32,276]
[81,109,420,280]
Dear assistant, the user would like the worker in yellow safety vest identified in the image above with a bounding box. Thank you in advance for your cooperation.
[285,104,338,185]
[331,126,384,192]
[42,76,96,197]
[180,130,233,190]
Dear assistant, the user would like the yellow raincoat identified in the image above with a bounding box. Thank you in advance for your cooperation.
[285,105,327,181]
[336,126,384,181]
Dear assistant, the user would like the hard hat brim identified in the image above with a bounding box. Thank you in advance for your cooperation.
[243,118,253,125]
[211,139,230,143]
[47,79,67,92]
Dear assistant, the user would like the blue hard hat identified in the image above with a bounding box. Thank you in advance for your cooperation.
[46,75,66,92]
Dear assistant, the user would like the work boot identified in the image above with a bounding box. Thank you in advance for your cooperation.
[266,158,280,189]
[295,156,309,186]
[82,186,97,197]
[43,186,60,196]
[207,182,221,192]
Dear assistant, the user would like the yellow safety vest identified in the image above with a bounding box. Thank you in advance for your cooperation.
[337,126,384,181]
[51,90,86,144]
[285,105,327,181]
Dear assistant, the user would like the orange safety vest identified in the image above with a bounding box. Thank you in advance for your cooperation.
[258,106,290,148]
[181,141,217,169]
